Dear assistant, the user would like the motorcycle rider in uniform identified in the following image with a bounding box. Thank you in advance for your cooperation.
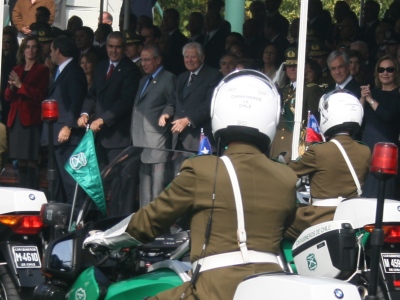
[284,90,371,240]
[84,70,297,299]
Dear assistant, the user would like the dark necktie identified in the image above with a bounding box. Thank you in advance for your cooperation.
[141,75,153,96]
[188,73,196,86]
[106,64,115,80]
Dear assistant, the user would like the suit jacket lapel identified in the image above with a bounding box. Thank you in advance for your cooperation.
[184,66,205,98]
[48,62,72,95]
[141,68,164,100]
[98,61,112,93]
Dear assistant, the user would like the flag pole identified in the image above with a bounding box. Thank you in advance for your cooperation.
[68,124,89,231]
[291,0,309,160]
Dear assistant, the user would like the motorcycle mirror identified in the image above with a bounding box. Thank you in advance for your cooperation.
[43,229,88,279]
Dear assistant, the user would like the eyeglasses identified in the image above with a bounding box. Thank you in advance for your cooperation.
[141,57,156,62]
[378,67,396,73]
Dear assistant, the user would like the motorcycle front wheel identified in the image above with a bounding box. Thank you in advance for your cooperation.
[0,266,32,300]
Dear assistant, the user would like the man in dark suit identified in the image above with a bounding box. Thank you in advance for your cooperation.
[42,36,87,204]
[171,42,222,162]
[326,50,361,98]
[264,17,290,66]
[75,26,105,61]
[131,44,176,207]
[78,31,141,166]
[186,12,205,44]
[203,10,227,69]
[160,8,187,75]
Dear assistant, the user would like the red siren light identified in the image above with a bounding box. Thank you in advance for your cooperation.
[42,99,59,121]
[370,142,398,176]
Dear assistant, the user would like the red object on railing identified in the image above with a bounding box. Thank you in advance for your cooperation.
[42,99,59,121]
[370,142,398,175]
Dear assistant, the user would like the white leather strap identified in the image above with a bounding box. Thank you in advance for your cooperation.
[192,250,278,273]
[220,156,249,263]
[330,139,362,196]
[312,197,344,206]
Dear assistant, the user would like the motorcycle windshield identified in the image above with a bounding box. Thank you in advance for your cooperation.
[94,147,199,218]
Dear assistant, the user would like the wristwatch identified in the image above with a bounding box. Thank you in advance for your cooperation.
[369,100,374,105]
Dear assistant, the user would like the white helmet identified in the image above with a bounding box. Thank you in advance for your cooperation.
[210,69,281,153]
[319,90,363,138]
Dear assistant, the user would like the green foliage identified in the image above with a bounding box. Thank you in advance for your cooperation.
[155,0,393,34]
[156,0,209,35]
[280,0,392,23]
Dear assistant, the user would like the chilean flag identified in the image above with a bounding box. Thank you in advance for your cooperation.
[198,128,212,155]
[305,114,323,143]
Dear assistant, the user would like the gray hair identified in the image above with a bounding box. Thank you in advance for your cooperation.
[327,50,349,67]
[106,31,126,47]
[142,43,163,59]
[182,42,204,60]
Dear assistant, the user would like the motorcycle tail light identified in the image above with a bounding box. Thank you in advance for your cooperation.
[0,215,44,235]
[384,226,400,243]
[394,280,400,287]
[364,225,400,243]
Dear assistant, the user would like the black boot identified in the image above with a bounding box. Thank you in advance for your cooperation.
[18,166,28,188]
[27,167,39,190]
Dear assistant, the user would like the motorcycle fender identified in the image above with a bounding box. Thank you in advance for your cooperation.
[0,241,44,287]
[105,269,183,300]
[66,267,105,300]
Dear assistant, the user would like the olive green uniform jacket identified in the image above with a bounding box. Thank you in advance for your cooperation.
[126,143,297,300]
[270,83,323,161]
[285,135,371,240]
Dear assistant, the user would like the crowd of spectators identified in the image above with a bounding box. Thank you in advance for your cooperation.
[1,0,400,208]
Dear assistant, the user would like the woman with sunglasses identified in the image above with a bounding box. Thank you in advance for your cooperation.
[360,55,400,199]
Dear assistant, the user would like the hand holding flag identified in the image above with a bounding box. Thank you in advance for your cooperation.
[64,130,106,215]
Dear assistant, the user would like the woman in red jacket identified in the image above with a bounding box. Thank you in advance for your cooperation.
[5,36,49,189]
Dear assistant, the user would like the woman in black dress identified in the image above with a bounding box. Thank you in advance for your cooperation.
[360,55,400,199]
[4,36,49,189]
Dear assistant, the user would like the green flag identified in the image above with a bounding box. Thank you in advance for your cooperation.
[64,130,106,215]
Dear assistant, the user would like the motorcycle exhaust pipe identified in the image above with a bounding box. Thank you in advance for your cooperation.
[357,285,368,299]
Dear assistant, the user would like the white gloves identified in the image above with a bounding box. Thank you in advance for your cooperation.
[83,214,142,250]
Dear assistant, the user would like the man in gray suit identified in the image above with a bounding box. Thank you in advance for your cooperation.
[131,44,176,207]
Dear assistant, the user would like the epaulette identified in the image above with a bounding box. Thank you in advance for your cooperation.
[306,83,318,87]
[355,140,368,146]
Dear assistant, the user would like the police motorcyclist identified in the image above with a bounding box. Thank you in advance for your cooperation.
[84,70,297,299]
[284,90,371,240]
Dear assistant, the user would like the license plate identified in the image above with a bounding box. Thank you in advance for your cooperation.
[381,253,400,273]
[12,246,41,268]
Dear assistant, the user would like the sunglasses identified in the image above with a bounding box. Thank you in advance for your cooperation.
[378,67,396,73]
